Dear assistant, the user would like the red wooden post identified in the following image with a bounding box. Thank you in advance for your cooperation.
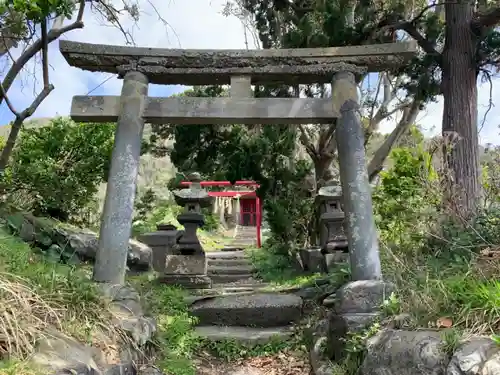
[256,195,261,248]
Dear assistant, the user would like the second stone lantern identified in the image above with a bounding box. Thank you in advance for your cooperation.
[160,172,213,289]
[317,182,349,264]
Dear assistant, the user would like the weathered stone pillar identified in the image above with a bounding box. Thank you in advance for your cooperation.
[93,71,149,284]
[332,71,382,281]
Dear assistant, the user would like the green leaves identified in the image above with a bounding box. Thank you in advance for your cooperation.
[7,117,115,221]
[0,0,75,24]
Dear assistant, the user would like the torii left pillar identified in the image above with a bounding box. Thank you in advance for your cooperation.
[93,71,149,284]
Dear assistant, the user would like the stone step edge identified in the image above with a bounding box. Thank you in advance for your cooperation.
[194,325,294,346]
[207,259,252,266]
[208,266,255,275]
[209,274,254,282]
[206,254,248,260]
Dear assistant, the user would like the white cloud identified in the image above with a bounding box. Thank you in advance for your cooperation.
[0,0,498,145]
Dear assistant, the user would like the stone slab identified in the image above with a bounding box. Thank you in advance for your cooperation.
[207,265,254,275]
[209,273,254,283]
[158,274,211,289]
[71,96,340,125]
[165,254,207,275]
[59,40,417,84]
[206,251,247,259]
[207,258,252,267]
[335,280,395,314]
[190,293,303,328]
[195,325,294,346]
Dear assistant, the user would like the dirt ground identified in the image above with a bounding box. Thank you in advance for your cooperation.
[195,349,311,375]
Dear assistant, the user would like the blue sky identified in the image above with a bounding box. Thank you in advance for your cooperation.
[0,0,498,145]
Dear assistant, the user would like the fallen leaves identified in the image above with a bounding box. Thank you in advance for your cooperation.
[195,349,310,375]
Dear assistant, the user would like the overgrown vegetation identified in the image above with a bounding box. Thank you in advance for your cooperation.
[3,118,115,223]
[0,228,112,374]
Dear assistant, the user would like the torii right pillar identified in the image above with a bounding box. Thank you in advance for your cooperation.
[333,71,382,281]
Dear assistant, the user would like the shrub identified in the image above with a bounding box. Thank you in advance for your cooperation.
[6,117,115,222]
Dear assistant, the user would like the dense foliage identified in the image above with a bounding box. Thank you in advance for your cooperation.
[5,117,115,221]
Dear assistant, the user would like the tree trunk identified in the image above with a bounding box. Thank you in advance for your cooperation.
[441,0,481,219]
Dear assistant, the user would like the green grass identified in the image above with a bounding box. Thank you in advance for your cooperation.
[130,275,200,375]
[0,227,115,374]
[246,246,350,291]
[382,243,500,335]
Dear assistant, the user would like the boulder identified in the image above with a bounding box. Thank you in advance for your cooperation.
[5,211,152,271]
[335,280,395,314]
[31,284,158,375]
[359,329,449,375]
[100,284,156,346]
[447,337,500,375]
[32,329,102,375]
[190,293,303,327]
[66,228,151,271]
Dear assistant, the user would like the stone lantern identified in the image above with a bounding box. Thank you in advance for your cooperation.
[138,223,182,274]
[160,172,213,289]
[317,183,348,264]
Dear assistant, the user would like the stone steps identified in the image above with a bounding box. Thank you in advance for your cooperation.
[209,273,254,283]
[207,258,252,267]
[206,251,247,259]
[208,265,254,275]
[186,251,302,347]
[194,325,294,346]
[190,293,303,328]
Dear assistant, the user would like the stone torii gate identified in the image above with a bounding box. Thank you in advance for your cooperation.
[59,40,416,285]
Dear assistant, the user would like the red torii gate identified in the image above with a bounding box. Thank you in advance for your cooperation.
[179,180,262,248]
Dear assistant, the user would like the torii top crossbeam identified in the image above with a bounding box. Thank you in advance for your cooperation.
[59,40,417,86]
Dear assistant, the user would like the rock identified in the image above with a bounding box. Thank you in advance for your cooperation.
[19,219,36,242]
[327,312,380,361]
[309,336,328,374]
[104,363,136,375]
[190,293,303,327]
[359,329,449,375]
[447,337,500,375]
[4,211,152,271]
[335,280,395,314]
[46,244,63,263]
[322,295,336,307]
[32,329,101,374]
[194,325,294,346]
[67,229,152,271]
[100,284,156,346]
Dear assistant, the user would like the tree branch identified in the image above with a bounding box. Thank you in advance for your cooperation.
[367,99,421,182]
[0,85,54,172]
[0,0,85,107]
[376,3,442,61]
[298,125,318,158]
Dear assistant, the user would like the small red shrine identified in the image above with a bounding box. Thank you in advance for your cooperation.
[178,180,262,248]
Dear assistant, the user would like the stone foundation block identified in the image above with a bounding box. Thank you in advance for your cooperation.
[327,312,380,361]
[165,254,207,274]
[335,280,395,314]
[299,248,326,273]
